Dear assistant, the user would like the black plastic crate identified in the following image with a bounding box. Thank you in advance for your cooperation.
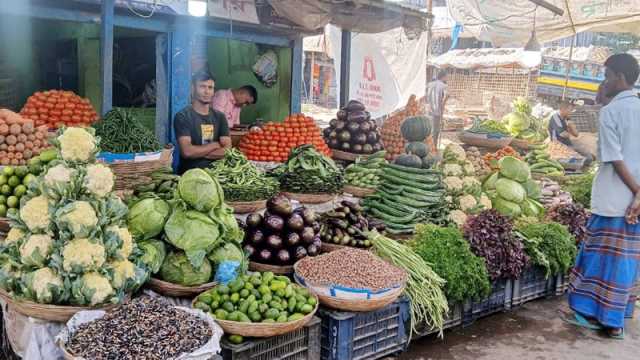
[512,266,554,307]
[412,301,463,339]
[555,272,571,296]
[463,278,512,326]
[318,297,410,360]
[220,317,320,360]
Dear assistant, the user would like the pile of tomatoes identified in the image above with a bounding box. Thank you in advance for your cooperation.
[238,114,331,162]
[20,90,99,129]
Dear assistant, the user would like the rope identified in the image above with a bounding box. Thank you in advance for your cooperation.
[125,0,158,18]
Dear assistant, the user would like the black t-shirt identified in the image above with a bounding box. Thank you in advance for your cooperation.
[548,112,572,146]
[174,105,229,174]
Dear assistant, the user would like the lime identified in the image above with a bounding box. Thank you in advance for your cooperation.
[0,205,6,217]
[3,167,14,177]
[8,176,20,188]
[23,174,36,187]
[13,185,27,197]
[15,166,29,178]
[0,195,6,205]
[7,208,17,217]
[0,175,7,186]
[6,196,18,209]
[1,185,11,195]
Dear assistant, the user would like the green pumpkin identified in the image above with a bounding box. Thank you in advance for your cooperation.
[400,116,432,142]
[394,154,423,168]
[405,141,429,158]
[421,155,436,169]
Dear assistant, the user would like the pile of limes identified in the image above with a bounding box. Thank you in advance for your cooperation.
[0,166,36,217]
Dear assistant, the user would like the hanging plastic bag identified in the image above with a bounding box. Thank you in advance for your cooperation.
[253,50,278,87]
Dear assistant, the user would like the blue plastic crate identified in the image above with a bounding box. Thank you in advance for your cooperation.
[318,297,410,360]
[512,266,554,307]
[463,278,512,326]
[555,272,571,296]
[220,317,320,360]
[412,301,463,339]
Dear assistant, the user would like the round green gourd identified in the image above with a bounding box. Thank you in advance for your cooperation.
[400,116,432,142]
[394,154,423,168]
[405,141,429,158]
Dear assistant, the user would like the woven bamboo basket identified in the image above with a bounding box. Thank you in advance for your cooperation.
[227,200,267,214]
[306,283,404,312]
[248,261,293,275]
[282,192,337,204]
[103,146,174,191]
[331,150,371,162]
[320,242,347,252]
[146,278,217,298]
[342,185,376,198]
[458,131,512,149]
[0,289,122,323]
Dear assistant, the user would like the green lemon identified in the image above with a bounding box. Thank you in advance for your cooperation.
[0,175,7,186]
[15,166,29,178]
[8,176,20,188]
[13,185,27,198]
[0,195,6,205]
[1,185,12,196]
[22,174,36,187]
[3,167,14,177]
[0,205,6,217]
[6,196,19,209]
[7,208,18,217]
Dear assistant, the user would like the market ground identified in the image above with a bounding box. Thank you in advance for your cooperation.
[398,295,639,360]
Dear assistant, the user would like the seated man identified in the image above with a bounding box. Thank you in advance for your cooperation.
[212,85,258,128]
[548,100,594,165]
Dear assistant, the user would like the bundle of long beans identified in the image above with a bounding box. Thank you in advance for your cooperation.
[94,108,161,153]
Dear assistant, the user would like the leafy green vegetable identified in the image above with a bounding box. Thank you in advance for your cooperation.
[160,251,212,286]
[516,222,577,277]
[495,178,526,203]
[274,145,344,194]
[177,169,224,212]
[138,239,167,274]
[127,197,170,240]
[561,172,594,208]
[493,197,522,217]
[498,156,531,183]
[164,207,221,267]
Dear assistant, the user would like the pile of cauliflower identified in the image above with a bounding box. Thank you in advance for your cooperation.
[0,128,148,306]
[440,144,492,227]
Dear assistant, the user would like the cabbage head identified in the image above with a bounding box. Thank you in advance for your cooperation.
[522,198,545,217]
[483,172,500,191]
[210,204,243,244]
[493,197,522,217]
[164,208,221,267]
[128,198,170,240]
[208,242,245,266]
[138,239,167,274]
[160,251,212,286]
[498,156,531,183]
[495,178,526,203]
[178,169,224,212]
[503,112,531,135]
[523,179,541,200]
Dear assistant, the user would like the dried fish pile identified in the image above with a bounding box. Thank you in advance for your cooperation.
[66,296,212,360]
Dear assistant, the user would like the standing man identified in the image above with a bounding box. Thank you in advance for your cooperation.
[212,85,258,128]
[174,71,231,174]
[568,53,640,339]
[426,70,449,149]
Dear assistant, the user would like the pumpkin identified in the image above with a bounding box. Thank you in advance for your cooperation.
[394,154,423,168]
[405,141,429,158]
[421,155,436,169]
[400,116,432,142]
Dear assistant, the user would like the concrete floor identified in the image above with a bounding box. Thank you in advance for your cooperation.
[400,296,639,360]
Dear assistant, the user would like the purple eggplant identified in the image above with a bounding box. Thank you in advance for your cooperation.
[246,213,263,228]
[265,215,284,232]
[295,246,308,260]
[243,244,257,259]
[287,214,305,232]
[301,227,315,244]
[286,232,301,247]
[307,244,319,256]
[259,249,273,262]
[267,194,293,216]
[250,229,265,245]
[267,234,284,250]
[300,208,317,225]
[311,221,321,233]
[277,249,291,264]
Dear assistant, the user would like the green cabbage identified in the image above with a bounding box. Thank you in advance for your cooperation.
[160,251,212,286]
[498,156,531,183]
[178,169,224,212]
[521,198,542,217]
[208,242,245,267]
[483,172,500,191]
[493,197,522,217]
[210,204,243,244]
[127,198,170,240]
[523,179,541,200]
[138,239,167,274]
[495,178,526,203]
[164,208,221,267]
[503,112,531,135]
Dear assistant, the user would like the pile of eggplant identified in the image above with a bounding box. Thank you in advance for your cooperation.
[242,194,321,266]
[319,200,383,248]
[322,100,383,154]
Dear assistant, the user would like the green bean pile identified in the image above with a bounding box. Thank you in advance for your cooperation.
[206,148,279,202]
[94,108,161,153]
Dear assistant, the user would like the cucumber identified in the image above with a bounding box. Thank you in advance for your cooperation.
[384,163,442,176]
[383,166,441,183]
[380,174,442,191]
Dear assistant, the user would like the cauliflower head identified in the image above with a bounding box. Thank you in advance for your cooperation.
[28,267,63,303]
[57,201,98,238]
[20,196,51,232]
[459,194,478,212]
[44,164,75,189]
[107,226,133,260]
[84,164,114,198]
[480,194,493,209]
[448,210,468,228]
[110,259,136,289]
[79,272,114,305]
[444,144,467,161]
[62,238,106,273]
[443,176,464,192]
[5,228,25,245]
[58,127,97,162]
[19,234,54,267]
[443,164,463,177]
[463,177,481,189]
[463,162,476,176]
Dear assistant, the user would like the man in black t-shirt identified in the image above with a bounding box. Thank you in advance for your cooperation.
[174,71,231,174]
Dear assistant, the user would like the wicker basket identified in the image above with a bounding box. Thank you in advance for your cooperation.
[146,278,217,298]
[249,261,293,275]
[458,131,512,149]
[227,200,267,214]
[343,185,376,198]
[282,192,338,204]
[331,150,371,162]
[103,146,174,191]
[320,242,348,253]
[307,283,404,312]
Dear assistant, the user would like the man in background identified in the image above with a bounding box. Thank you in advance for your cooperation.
[548,100,593,165]
[212,85,258,128]
[426,70,448,149]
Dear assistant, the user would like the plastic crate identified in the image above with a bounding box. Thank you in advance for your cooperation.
[463,279,512,325]
[511,266,554,307]
[220,317,321,360]
[318,297,410,360]
[412,302,463,339]
[555,272,571,296]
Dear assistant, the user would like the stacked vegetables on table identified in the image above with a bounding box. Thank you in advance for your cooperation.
[206,148,279,202]
[242,194,320,266]
[515,221,577,278]
[546,203,590,244]
[524,143,565,177]
[547,141,583,161]
[93,108,161,153]
[239,114,330,162]
[501,97,546,142]
[380,95,434,160]
[322,100,383,154]
[467,118,510,137]
[319,200,373,248]
[273,145,343,194]
[20,90,98,129]
[539,178,572,208]
[344,151,386,189]
[482,156,544,218]
[129,167,179,202]
[393,116,436,169]
[0,109,52,166]
[0,127,149,306]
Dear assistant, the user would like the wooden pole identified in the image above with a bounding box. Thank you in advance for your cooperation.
[562,34,575,100]
[426,0,433,81]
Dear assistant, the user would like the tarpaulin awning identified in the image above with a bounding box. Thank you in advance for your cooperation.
[429,48,541,70]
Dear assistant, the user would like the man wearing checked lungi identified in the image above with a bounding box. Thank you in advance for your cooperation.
[567,53,640,340]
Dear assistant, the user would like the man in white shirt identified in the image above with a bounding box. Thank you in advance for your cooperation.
[568,53,640,339]
[426,70,449,149]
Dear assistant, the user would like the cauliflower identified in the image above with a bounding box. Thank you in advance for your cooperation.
[44,164,75,189]
[84,164,114,198]
[107,226,133,259]
[62,238,106,273]
[444,144,467,161]
[58,127,97,162]
[20,196,51,232]
[443,163,463,177]
[444,195,454,204]
[29,267,63,303]
[110,259,136,289]
[463,177,481,189]
[79,272,114,305]
[459,194,478,212]
[448,210,468,228]
[57,201,98,238]
[5,228,25,245]
[19,234,54,267]
[443,176,464,192]
[463,162,476,176]
[480,194,493,209]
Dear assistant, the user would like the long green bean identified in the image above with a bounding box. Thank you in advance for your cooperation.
[94,108,161,153]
